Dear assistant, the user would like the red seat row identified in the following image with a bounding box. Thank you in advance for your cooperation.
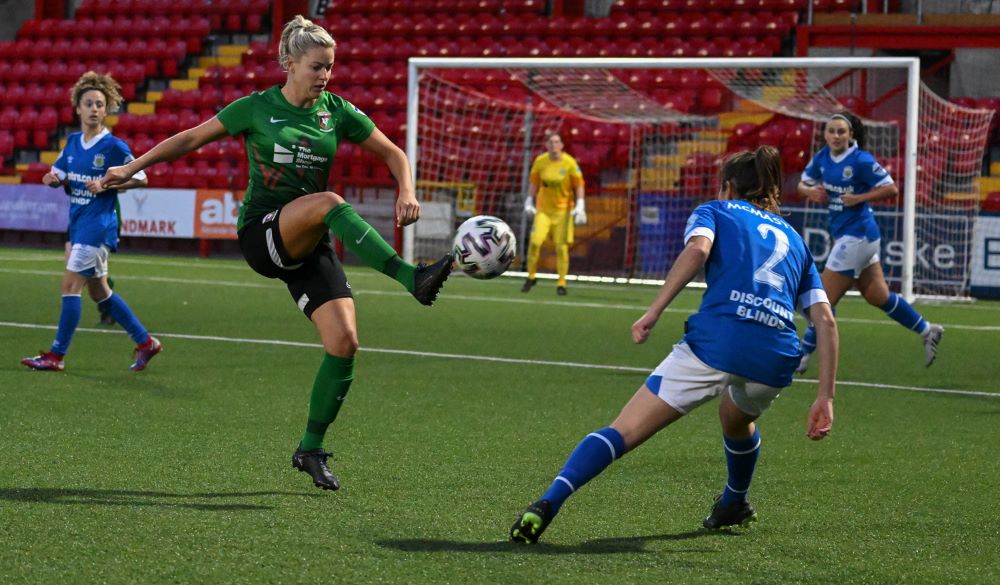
[320,11,795,41]
[622,0,806,11]
[325,0,544,16]
[77,0,268,17]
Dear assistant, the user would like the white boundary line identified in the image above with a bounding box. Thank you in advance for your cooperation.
[2,321,996,399]
[3,267,1000,330]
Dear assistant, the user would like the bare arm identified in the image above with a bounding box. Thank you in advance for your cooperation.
[631,235,712,344]
[797,179,827,204]
[101,117,228,189]
[842,183,898,207]
[359,127,418,227]
[115,176,148,191]
[805,301,838,440]
[528,181,539,200]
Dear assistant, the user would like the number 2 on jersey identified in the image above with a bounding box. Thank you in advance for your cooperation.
[753,223,790,291]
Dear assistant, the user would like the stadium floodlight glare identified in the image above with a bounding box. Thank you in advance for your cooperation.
[407,57,994,300]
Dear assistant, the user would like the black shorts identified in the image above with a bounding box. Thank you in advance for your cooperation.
[238,208,352,319]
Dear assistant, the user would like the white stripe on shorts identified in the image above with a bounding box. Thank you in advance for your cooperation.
[265,227,303,270]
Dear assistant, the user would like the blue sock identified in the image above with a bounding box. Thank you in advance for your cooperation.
[541,427,626,515]
[801,324,817,354]
[98,293,149,345]
[880,292,928,335]
[720,426,761,506]
[801,306,835,354]
[51,294,82,355]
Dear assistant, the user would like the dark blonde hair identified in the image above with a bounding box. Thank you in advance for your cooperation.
[720,146,783,214]
[70,71,123,113]
[278,15,336,70]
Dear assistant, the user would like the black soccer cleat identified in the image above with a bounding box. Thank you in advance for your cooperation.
[292,447,340,491]
[412,252,454,306]
[703,495,757,530]
[520,278,536,293]
[510,499,554,544]
[556,286,567,296]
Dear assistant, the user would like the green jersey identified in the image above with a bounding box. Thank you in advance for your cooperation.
[216,86,376,230]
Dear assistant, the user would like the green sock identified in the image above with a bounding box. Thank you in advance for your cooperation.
[323,203,416,291]
[299,353,355,451]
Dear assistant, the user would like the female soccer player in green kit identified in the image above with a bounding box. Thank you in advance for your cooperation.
[101,15,453,491]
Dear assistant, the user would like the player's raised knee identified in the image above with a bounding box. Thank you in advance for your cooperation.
[317,190,345,208]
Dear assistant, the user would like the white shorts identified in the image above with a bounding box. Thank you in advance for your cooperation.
[824,235,880,277]
[645,342,783,418]
[66,243,109,278]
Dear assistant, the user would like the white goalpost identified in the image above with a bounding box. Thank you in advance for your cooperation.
[405,57,995,301]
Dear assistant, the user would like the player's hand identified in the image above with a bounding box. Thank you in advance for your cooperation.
[523,196,536,216]
[101,165,135,190]
[395,190,420,227]
[804,185,827,205]
[41,172,63,188]
[840,193,862,207]
[631,312,659,344]
[85,180,103,193]
[806,397,833,440]
[571,199,587,225]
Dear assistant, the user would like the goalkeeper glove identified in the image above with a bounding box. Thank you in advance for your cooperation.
[571,198,587,225]
[524,196,537,215]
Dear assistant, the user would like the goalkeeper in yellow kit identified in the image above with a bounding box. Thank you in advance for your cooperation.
[521,133,586,295]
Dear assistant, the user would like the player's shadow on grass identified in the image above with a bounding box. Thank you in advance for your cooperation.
[378,530,739,555]
[0,487,320,511]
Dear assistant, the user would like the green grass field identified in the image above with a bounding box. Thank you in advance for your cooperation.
[1,246,998,584]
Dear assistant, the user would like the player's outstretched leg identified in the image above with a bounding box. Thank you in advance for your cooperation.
[510,427,626,543]
[703,494,757,530]
[292,447,340,491]
[922,323,944,367]
[323,203,453,305]
[411,253,454,306]
[510,500,553,544]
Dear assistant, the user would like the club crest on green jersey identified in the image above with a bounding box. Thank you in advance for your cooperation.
[318,111,331,131]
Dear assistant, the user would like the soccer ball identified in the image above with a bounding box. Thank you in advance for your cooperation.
[452,215,516,280]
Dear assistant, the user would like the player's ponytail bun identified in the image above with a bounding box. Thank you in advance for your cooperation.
[70,71,123,113]
[278,14,336,70]
[720,146,783,214]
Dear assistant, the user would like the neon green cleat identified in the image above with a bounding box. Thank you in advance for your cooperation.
[509,500,553,544]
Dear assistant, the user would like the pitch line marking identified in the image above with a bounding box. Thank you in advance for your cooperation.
[3,267,999,331]
[2,321,996,399]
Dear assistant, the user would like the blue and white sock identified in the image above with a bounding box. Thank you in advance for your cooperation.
[50,294,82,355]
[719,426,761,507]
[880,292,928,335]
[542,427,626,515]
[98,293,149,345]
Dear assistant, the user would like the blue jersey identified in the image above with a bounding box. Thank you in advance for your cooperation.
[51,129,143,250]
[682,200,827,388]
[801,143,893,241]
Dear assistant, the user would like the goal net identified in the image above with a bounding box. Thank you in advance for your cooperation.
[406,57,995,300]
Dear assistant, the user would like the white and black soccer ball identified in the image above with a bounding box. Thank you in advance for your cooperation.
[452,215,516,280]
